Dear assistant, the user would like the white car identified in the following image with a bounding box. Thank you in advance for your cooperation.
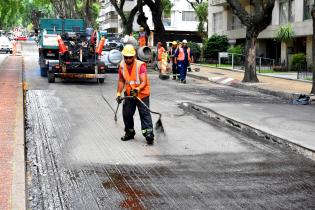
[0,36,13,54]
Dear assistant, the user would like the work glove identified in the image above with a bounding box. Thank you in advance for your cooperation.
[130,88,139,97]
[116,92,122,104]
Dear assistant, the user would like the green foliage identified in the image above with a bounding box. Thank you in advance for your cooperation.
[187,41,201,60]
[276,24,294,42]
[227,45,244,54]
[0,0,53,29]
[162,0,173,15]
[204,34,229,59]
[195,1,208,37]
[195,1,208,22]
[291,53,306,70]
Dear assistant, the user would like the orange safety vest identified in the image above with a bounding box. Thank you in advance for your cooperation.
[139,32,146,47]
[120,60,150,99]
[158,47,165,61]
[177,47,191,62]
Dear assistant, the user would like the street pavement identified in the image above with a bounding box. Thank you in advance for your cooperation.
[187,65,315,159]
[19,42,315,209]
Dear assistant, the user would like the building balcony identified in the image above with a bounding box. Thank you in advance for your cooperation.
[210,0,228,6]
[210,0,249,6]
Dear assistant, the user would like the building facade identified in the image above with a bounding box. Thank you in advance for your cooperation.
[98,0,202,43]
[208,0,314,67]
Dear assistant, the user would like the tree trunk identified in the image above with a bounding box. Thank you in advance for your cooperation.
[144,0,166,48]
[311,2,315,94]
[243,31,259,82]
[152,14,166,48]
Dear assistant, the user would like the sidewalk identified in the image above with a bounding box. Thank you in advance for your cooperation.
[188,64,313,100]
[186,64,315,160]
[0,44,25,210]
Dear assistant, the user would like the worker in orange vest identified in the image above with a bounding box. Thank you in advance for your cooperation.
[116,44,154,145]
[174,39,192,84]
[138,27,147,47]
[157,42,165,62]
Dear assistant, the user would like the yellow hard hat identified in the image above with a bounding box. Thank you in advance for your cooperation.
[172,41,177,45]
[122,44,136,56]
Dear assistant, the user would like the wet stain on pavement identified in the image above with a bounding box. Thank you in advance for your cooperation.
[102,172,159,209]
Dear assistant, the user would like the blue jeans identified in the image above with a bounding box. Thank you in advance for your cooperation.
[177,61,188,81]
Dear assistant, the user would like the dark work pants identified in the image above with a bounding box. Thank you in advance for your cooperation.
[178,61,188,81]
[122,96,153,136]
[172,62,178,78]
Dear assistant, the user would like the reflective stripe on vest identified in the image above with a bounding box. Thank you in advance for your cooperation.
[120,59,150,98]
[121,62,140,85]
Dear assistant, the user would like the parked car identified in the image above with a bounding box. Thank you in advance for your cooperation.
[0,36,13,54]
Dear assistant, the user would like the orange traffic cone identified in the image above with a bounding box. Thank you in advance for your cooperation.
[57,35,67,54]
[96,37,105,54]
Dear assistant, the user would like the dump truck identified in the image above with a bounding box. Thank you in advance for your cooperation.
[38,18,105,83]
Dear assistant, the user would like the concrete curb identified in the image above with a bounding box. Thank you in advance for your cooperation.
[193,63,312,84]
[187,72,304,101]
[179,102,315,161]
[11,55,26,210]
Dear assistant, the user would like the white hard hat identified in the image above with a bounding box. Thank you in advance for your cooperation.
[182,39,187,44]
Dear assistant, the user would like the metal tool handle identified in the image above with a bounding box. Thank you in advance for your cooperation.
[122,96,162,117]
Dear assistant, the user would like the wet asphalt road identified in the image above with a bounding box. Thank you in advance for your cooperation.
[23,42,315,209]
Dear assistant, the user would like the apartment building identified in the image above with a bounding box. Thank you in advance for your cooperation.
[98,0,120,33]
[98,0,202,43]
[208,0,314,66]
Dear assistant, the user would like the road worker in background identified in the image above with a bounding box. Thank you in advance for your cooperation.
[116,44,155,145]
[138,27,147,47]
[175,39,192,84]
[157,42,165,62]
[169,41,178,80]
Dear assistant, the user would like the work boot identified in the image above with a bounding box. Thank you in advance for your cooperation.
[145,132,154,145]
[172,76,176,80]
[121,130,135,141]
[181,79,186,84]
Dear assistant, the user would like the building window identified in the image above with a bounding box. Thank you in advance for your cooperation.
[231,14,242,30]
[213,12,223,33]
[163,12,171,26]
[279,0,295,24]
[304,0,314,20]
[182,11,197,21]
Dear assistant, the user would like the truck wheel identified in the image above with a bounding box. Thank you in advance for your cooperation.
[98,78,105,84]
[40,67,48,77]
[48,73,55,83]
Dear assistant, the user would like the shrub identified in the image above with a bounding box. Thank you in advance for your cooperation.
[187,42,201,61]
[292,53,306,71]
[204,34,229,60]
[227,45,244,55]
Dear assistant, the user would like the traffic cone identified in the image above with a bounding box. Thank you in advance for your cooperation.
[57,35,67,54]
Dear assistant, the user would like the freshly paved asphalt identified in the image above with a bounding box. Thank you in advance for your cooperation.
[23,42,315,209]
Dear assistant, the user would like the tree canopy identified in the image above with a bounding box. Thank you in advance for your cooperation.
[0,0,101,30]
